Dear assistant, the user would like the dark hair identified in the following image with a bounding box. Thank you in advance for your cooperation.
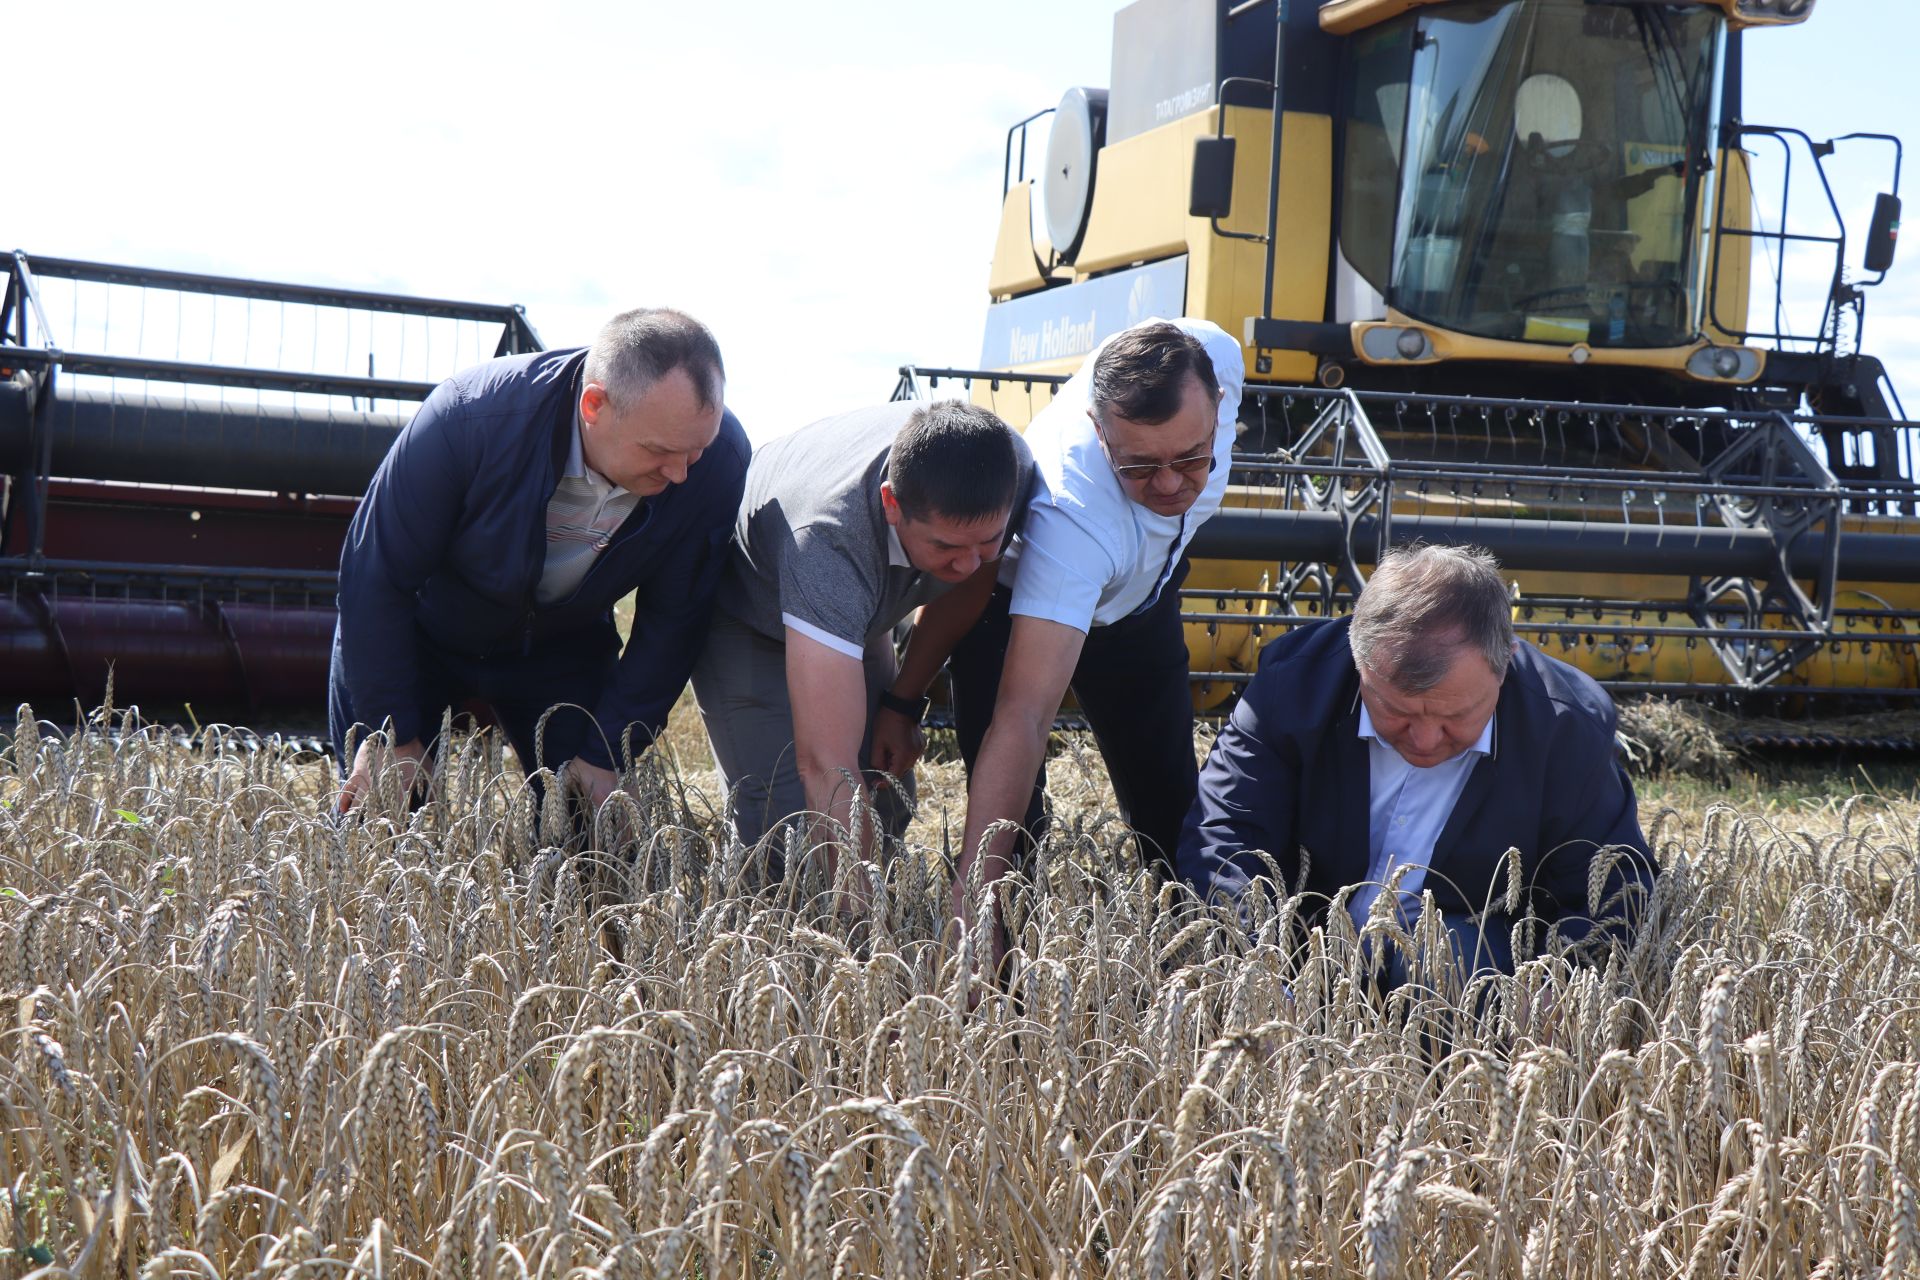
[887,400,1021,523]
[1349,544,1516,690]
[585,308,726,411]
[1089,321,1219,424]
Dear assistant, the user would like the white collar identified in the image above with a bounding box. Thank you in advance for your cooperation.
[1357,701,1494,764]
[886,522,911,569]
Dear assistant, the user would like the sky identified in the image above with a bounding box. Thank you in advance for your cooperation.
[9,1,1919,436]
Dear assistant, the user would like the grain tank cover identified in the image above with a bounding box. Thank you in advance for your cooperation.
[1107,0,1278,145]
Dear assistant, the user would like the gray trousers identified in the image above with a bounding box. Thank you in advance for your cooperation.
[692,611,915,848]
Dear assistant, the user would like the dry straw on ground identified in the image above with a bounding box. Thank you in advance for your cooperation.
[1,702,1917,1278]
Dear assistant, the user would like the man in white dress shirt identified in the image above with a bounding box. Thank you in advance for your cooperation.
[1177,545,1656,977]
[946,318,1245,952]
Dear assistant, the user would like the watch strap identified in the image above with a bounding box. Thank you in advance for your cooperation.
[878,689,930,722]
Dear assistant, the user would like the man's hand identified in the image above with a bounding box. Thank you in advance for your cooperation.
[953,617,1085,883]
[567,759,620,810]
[868,704,926,784]
[337,737,428,813]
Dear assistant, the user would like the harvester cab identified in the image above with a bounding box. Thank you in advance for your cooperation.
[897,0,1920,710]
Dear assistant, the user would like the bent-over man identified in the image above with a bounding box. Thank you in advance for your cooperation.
[331,309,749,809]
[693,400,1031,849]
[948,318,1244,948]
[1176,545,1658,975]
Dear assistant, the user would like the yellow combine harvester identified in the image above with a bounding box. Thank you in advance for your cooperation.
[896,0,1919,710]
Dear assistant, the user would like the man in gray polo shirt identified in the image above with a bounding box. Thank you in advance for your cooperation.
[693,399,1032,852]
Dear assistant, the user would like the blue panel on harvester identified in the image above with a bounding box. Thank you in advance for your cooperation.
[979,256,1189,369]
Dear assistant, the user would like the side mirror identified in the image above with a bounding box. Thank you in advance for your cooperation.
[1190,136,1237,220]
[1865,192,1901,273]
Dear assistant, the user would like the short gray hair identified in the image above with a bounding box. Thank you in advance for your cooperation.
[1349,544,1515,691]
[583,308,725,410]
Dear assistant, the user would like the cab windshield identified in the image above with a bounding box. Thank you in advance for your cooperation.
[1340,0,1723,348]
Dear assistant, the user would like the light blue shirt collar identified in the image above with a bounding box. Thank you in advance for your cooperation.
[1347,699,1494,932]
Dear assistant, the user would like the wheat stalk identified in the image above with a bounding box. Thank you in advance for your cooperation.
[0,710,1912,1277]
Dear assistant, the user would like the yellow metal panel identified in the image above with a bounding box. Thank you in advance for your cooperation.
[1183,557,1280,712]
[1704,149,1755,343]
[1513,597,1917,691]
[988,182,1050,301]
[1072,112,1213,277]
[1187,105,1331,386]
[1352,313,1767,384]
[995,103,1331,392]
[1724,1,1817,31]
[1185,568,1919,696]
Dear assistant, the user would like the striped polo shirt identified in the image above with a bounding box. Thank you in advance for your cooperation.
[537,413,642,606]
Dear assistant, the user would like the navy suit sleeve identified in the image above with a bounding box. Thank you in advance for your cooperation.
[1532,699,1658,952]
[1176,684,1302,904]
[578,412,750,771]
[336,379,475,746]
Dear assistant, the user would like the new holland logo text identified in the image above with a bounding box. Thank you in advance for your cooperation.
[1006,312,1098,364]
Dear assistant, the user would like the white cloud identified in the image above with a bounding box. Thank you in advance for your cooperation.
[9,1,1102,438]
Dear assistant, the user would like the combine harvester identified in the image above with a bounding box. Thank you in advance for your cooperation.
[0,255,539,723]
[896,0,1920,722]
[4,0,1914,736]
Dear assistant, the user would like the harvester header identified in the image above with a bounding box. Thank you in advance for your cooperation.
[0,251,540,718]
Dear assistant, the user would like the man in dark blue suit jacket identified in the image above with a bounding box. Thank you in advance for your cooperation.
[1177,545,1656,975]
[330,308,749,811]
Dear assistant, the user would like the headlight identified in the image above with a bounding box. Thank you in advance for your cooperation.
[1686,345,1761,382]
[1735,0,1816,25]
[1358,326,1434,362]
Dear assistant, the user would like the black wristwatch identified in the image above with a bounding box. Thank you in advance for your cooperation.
[878,689,930,722]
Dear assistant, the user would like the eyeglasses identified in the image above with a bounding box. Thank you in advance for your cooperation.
[1107,451,1216,483]
[1094,423,1217,483]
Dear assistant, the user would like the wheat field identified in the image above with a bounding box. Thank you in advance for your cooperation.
[1,702,1917,1279]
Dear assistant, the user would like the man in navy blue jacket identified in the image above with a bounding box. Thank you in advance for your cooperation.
[330,308,749,811]
[1177,545,1656,975]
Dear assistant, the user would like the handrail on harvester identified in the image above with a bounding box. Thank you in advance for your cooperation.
[15,253,541,337]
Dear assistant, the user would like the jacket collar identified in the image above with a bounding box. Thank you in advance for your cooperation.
[1429,678,1518,870]
[1332,676,1370,886]
[543,354,589,496]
